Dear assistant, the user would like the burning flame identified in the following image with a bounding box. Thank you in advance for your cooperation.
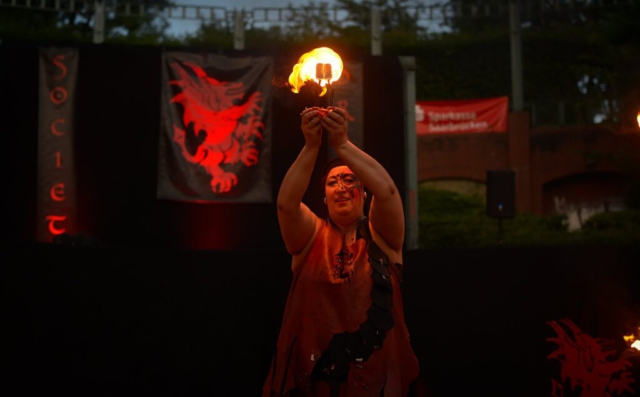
[637,111,640,129]
[624,331,640,350]
[288,47,343,97]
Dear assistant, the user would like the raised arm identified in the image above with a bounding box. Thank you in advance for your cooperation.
[320,107,405,252]
[277,108,323,255]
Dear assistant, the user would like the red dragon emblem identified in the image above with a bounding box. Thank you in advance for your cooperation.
[547,318,635,397]
[168,61,264,194]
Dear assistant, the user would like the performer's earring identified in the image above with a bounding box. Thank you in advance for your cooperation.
[324,197,327,205]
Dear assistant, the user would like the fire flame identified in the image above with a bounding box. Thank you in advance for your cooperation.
[637,111,640,129]
[624,331,640,350]
[288,47,343,97]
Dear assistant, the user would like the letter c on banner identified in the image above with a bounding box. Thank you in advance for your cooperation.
[51,119,66,136]
[46,215,67,235]
[50,87,68,105]
[51,183,65,201]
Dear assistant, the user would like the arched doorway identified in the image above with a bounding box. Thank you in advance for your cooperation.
[542,172,628,231]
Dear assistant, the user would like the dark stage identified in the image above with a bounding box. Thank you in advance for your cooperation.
[3,243,640,396]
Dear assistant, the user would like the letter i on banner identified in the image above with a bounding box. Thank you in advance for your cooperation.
[37,48,78,242]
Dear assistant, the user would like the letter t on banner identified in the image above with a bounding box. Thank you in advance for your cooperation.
[37,48,78,242]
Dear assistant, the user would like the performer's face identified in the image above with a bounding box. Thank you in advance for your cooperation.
[325,166,365,217]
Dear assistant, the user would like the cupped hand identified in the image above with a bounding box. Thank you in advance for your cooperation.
[320,106,349,148]
[300,107,323,148]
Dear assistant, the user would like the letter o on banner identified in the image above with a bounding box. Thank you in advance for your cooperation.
[50,87,68,105]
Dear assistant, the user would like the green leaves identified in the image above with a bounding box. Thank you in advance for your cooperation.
[417,186,639,249]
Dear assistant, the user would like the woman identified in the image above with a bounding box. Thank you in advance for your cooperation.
[263,106,420,397]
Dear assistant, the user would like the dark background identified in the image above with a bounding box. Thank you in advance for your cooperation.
[1,44,406,251]
[3,244,640,396]
[2,45,640,396]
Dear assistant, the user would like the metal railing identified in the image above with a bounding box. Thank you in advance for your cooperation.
[2,0,638,24]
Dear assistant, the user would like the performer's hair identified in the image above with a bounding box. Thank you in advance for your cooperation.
[320,157,346,188]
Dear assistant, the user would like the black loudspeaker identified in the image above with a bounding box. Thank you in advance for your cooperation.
[486,170,515,218]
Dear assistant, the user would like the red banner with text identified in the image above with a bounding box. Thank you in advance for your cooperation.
[416,96,509,134]
[157,52,272,203]
[37,47,78,242]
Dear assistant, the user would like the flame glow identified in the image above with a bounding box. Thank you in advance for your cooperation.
[624,332,640,350]
[637,111,640,129]
[288,47,343,96]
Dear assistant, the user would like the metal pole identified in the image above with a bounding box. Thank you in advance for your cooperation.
[371,7,382,56]
[234,9,245,51]
[399,56,418,250]
[93,0,105,44]
[509,0,523,111]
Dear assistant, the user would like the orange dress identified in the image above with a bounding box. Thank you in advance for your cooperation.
[263,218,420,397]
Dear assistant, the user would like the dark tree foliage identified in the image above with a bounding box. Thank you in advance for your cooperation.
[437,0,640,124]
[1,0,639,127]
[0,0,174,44]
[335,0,426,32]
[445,0,510,33]
[445,0,635,33]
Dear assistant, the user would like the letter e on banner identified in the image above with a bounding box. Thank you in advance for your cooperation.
[51,183,65,201]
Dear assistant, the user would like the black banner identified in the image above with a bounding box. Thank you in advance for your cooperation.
[37,47,78,242]
[157,52,272,203]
